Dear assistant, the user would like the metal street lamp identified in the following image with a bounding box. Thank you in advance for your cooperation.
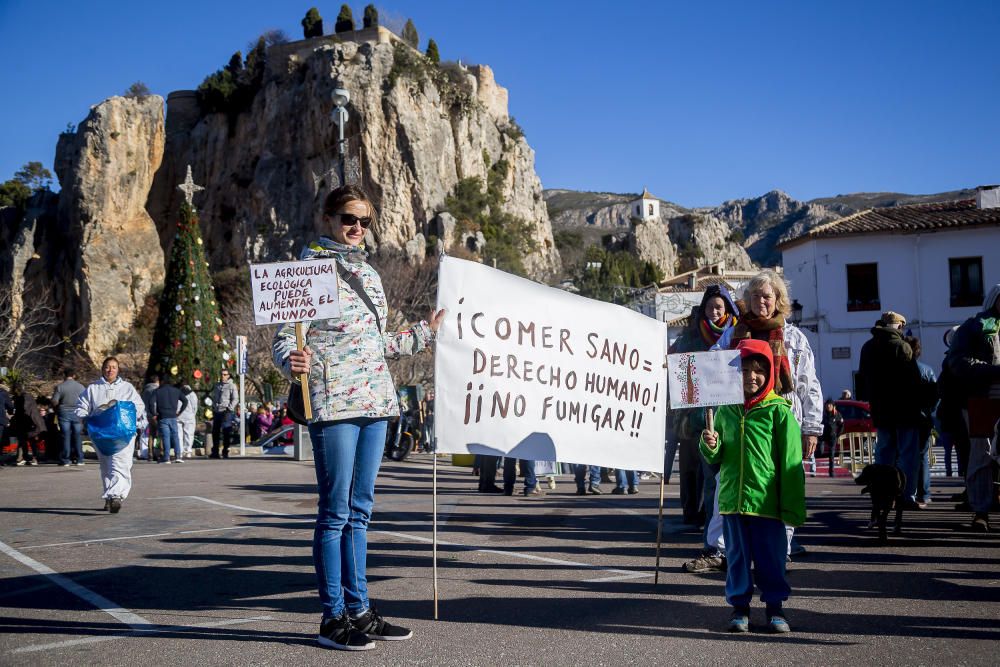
[790,299,803,326]
[331,88,350,184]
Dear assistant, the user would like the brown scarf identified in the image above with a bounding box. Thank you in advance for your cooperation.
[731,304,795,395]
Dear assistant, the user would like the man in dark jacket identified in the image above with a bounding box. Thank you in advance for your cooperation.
[210,370,238,459]
[12,386,46,466]
[945,283,1000,533]
[153,380,188,464]
[857,311,924,507]
[139,376,160,460]
[52,370,87,466]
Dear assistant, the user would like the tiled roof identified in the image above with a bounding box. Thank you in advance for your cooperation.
[779,199,1000,249]
[658,275,735,293]
[667,314,691,327]
[638,187,658,201]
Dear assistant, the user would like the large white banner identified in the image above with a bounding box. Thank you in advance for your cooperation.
[434,256,667,472]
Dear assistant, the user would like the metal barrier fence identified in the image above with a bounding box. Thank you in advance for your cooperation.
[836,431,937,475]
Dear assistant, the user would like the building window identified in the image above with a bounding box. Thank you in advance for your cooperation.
[648,204,654,216]
[846,263,880,312]
[949,257,983,307]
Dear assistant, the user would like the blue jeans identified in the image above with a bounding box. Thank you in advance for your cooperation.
[503,458,536,494]
[874,426,920,502]
[309,417,388,619]
[158,418,181,461]
[59,414,83,464]
[574,464,600,491]
[616,469,637,489]
[722,514,789,607]
[917,435,932,503]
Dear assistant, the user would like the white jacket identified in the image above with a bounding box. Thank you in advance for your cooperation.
[715,322,823,436]
[178,390,198,424]
[75,376,149,430]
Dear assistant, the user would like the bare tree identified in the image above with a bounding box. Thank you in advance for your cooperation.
[0,286,65,373]
[371,251,441,387]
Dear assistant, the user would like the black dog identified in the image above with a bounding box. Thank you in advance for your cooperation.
[855,464,905,543]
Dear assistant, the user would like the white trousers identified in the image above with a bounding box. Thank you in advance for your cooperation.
[98,438,135,500]
[705,472,796,555]
[178,419,196,456]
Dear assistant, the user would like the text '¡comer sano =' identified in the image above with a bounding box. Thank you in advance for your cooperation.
[454,299,661,437]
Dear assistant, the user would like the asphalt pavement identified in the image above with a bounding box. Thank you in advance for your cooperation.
[0,453,997,666]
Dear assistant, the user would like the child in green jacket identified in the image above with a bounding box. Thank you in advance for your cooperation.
[701,338,806,633]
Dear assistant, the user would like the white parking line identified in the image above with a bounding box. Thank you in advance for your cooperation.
[150,495,295,516]
[0,539,152,629]
[11,615,274,654]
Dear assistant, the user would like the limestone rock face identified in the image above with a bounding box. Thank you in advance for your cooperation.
[626,221,677,277]
[149,37,558,279]
[55,95,166,364]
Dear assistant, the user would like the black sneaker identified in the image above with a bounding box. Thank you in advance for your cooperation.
[103,499,111,511]
[318,614,375,651]
[352,606,413,641]
[610,487,625,495]
[109,497,122,514]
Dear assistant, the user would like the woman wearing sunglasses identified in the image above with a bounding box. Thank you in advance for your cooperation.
[272,184,444,651]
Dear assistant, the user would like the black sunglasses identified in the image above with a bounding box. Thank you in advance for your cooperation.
[337,213,373,229]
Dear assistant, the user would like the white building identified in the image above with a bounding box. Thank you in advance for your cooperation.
[631,188,660,221]
[627,262,760,344]
[778,189,1000,398]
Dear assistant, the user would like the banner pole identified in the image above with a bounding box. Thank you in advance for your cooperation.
[433,448,439,620]
[294,322,312,420]
[654,470,665,585]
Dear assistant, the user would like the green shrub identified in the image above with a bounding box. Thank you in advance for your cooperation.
[402,18,418,47]
[302,7,323,38]
[124,81,151,99]
[426,39,440,64]
[335,4,355,33]
[363,5,378,28]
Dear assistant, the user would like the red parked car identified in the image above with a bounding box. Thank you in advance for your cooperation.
[835,399,873,435]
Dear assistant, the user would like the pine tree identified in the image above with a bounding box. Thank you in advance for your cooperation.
[147,200,233,392]
[335,4,355,33]
[302,7,323,38]
[402,18,418,48]
[426,39,440,64]
[363,4,378,28]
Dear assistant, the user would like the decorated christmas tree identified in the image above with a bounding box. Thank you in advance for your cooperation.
[147,166,233,391]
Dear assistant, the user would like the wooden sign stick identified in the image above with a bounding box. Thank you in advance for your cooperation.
[706,407,714,435]
[654,470,666,585]
[294,322,313,420]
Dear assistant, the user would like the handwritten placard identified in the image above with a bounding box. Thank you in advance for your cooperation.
[434,256,667,472]
[249,259,340,325]
[667,350,743,409]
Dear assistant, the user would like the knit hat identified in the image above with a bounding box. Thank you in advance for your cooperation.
[880,311,906,327]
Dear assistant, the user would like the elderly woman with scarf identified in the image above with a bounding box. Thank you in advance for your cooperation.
[669,285,739,542]
[713,270,822,556]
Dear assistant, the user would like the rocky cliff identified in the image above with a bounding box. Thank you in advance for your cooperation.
[3,31,559,367]
[150,33,558,277]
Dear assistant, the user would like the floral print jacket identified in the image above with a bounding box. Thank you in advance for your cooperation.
[272,238,433,423]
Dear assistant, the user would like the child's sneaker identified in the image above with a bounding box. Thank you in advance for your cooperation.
[351,605,412,641]
[317,614,375,651]
[766,604,790,633]
[728,607,749,633]
[683,550,726,573]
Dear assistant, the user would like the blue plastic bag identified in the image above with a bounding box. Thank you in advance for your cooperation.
[87,400,137,456]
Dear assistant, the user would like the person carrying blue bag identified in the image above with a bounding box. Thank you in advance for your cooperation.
[75,357,148,513]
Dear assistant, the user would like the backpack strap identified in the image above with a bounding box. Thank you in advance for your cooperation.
[337,262,382,334]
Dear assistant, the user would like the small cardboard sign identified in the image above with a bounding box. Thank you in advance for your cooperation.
[249,259,340,326]
[667,350,743,409]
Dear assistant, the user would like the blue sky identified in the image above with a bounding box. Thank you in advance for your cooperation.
[1,1,997,206]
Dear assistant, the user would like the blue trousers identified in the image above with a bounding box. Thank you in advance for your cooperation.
[574,464,600,491]
[616,469,637,489]
[503,458,536,494]
[722,514,789,607]
[59,414,83,464]
[309,417,388,619]
[158,418,181,461]
[875,426,920,502]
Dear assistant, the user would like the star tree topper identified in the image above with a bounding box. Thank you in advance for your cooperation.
[178,165,204,207]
